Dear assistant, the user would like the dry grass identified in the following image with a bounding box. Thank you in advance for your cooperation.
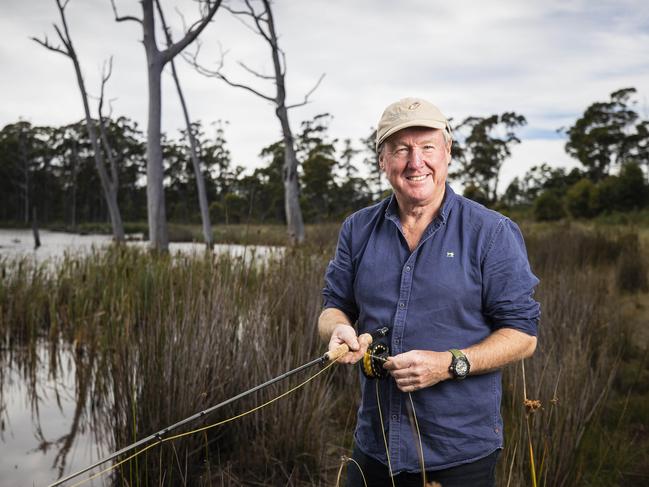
[1,225,647,485]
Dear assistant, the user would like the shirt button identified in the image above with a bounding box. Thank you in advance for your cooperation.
[391,415,398,421]
[405,265,411,272]
[399,302,404,308]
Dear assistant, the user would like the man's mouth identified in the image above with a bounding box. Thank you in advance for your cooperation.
[406,174,428,182]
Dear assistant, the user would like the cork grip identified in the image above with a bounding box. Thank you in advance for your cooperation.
[324,333,373,362]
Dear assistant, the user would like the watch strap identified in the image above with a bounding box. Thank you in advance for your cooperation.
[448,348,465,360]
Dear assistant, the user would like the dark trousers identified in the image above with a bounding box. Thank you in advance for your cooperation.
[346,447,499,487]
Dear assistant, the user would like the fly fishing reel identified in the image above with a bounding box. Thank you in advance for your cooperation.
[361,327,390,379]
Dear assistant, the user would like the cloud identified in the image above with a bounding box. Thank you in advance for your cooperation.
[0,0,646,190]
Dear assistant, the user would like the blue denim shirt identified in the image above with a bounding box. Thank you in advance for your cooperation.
[322,185,540,473]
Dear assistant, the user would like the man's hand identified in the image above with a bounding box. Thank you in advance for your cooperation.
[384,350,452,392]
[328,324,372,364]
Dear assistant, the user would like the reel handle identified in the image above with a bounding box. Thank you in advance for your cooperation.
[324,332,373,362]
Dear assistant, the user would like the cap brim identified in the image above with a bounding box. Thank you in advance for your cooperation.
[377,119,448,149]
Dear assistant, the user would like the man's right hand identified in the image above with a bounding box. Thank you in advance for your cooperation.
[328,324,372,364]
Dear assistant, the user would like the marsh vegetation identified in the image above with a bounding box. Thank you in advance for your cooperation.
[1,224,648,486]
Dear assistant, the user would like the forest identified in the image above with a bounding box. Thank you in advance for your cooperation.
[2,86,648,240]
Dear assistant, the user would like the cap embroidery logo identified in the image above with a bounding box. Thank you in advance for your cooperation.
[408,102,421,110]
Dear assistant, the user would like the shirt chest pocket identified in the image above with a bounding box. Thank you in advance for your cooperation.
[410,251,483,318]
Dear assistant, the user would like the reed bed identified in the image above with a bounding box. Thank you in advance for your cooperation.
[0,225,647,486]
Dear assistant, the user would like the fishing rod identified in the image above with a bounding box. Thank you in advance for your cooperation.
[48,327,389,487]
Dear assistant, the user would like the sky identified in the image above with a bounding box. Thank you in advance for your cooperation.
[1,0,648,193]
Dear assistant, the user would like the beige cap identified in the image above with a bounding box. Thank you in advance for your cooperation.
[376,97,451,151]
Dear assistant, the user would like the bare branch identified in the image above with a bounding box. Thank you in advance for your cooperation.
[224,5,263,37]
[31,35,68,57]
[97,57,120,189]
[53,24,72,52]
[238,61,274,80]
[286,73,326,110]
[98,57,114,115]
[245,0,273,44]
[280,48,287,77]
[162,0,224,63]
[110,0,143,24]
[186,48,275,102]
[174,6,188,32]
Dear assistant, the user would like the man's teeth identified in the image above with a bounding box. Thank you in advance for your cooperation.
[408,175,427,181]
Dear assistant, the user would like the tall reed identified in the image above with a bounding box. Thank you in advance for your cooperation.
[0,225,645,485]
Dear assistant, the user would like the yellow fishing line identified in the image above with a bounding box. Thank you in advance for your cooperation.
[335,455,368,487]
[375,380,396,487]
[408,392,427,487]
[63,358,338,487]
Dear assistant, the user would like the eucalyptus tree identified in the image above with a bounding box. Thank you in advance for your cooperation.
[360,128,384,202]
[337,138,372,217]
[111,0,223,251]
[566,87,649,180]
[296,113,338,222]
[189,0,325,244]
[33,0,125,240]
[450,112,527,204]
[0,122,51,222]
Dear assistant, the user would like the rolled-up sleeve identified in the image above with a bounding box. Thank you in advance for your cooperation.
[481,218,540,336]
[322,217,359,323]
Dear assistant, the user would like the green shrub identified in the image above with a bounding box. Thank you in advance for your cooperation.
[566,178,597,218]
[533,190,566,221]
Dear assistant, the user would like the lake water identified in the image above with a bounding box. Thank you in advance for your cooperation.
[0,229,284,486]
[0,229,283,264]
[1,344,109,487]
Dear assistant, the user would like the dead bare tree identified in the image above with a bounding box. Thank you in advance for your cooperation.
[111,0,222,251]
[156,0,213,249]
[33,0,125,242]
[189,0,324,245]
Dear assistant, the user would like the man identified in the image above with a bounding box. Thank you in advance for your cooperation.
[319,97,540,487]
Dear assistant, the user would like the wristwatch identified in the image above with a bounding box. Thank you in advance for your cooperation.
[448,349,470,380]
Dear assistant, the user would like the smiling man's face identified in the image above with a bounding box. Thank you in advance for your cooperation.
[379,126,451,211]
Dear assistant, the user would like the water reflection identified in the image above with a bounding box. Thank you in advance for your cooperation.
[0,342,110,486]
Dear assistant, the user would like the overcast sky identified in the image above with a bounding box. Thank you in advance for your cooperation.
[2,0,648,193]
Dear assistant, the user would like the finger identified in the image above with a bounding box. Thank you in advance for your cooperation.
[389,367,416,380]
[384,355,412,371]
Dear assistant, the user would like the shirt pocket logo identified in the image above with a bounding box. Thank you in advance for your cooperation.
[446,251,455,258]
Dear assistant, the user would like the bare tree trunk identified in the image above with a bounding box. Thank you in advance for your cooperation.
[113,0,221,251]
[190,0,323,244]
[71,55,125,241]
[173,63,214,248]
[32,206,41,250]
[33,0,124,242]
[18,126,30,224]
[144,55,169,250]
[265,0,304,244]
[70,140,79,230]
[276,105,304,243]
[156,0,213,249]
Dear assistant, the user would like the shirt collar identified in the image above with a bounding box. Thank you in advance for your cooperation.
[384,183,457,225]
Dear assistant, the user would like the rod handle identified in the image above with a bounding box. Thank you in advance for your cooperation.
[324,333,372,362]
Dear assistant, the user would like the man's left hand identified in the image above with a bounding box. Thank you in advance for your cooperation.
[384,350,452,392]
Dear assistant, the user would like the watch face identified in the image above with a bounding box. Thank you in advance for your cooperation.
[454,359,469,377]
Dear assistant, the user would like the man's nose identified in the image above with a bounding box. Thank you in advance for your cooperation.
[408,148,424,168]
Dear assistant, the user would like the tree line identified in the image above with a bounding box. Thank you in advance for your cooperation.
[3,87,648,238]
